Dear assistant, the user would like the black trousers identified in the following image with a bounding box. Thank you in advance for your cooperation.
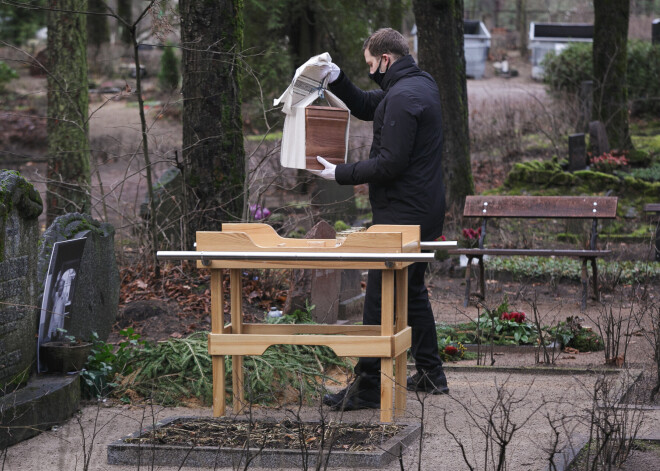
[354,261,442,385]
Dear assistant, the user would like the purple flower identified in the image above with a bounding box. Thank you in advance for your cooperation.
[249,204,271,220]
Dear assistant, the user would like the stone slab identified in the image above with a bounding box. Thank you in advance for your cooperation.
[107,417,421,469]
[0,374,80,448]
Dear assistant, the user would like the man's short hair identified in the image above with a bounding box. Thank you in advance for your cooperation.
[362,28,409,59]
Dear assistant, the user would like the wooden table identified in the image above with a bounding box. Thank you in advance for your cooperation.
[158,223,452,423]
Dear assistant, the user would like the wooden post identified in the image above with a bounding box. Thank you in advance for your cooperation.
[394,267,408,417]
[211,269,225,417]
[380,269,395,423]
[230,268,244,412]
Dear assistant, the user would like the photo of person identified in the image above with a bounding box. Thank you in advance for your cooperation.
[37,237,87,372]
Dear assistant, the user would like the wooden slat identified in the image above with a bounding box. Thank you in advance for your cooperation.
[463,196,618,218]
[392,327,412,357]
[197,231,405,253]
[208,333,394,357]
[450,248,611,257]
[197,259,412,270]
[241,324,381,335]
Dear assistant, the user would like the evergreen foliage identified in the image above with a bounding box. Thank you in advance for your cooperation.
[542,41,660,116]
[158,45,180,91]
[0,0,46,46]
[0,62,18,92]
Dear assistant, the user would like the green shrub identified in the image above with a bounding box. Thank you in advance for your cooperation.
[543,40,660,115]
[542,42,592,94]
[158,44,180,91]
[0,61,18,92]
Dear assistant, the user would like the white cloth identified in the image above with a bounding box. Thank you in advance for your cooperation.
[274,53,350,170]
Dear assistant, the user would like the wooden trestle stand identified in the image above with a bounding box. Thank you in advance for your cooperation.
[158,223,453,423]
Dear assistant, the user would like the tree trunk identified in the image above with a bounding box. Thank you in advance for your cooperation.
[388,0,403,31]
[46,0,90,224]
[592,0,633,151]
[117,0,132,45]
[516,0,528,59]
[87,0,109,49]
[180,0,246,238]
[412,0,474,213]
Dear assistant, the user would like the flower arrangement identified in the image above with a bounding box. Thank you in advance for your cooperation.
[438,337,467,362]
[501,311,526,323]
[460,227,482,248]
[590,152,629,173]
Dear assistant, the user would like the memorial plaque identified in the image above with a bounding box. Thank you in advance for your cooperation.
[305,105,349,170]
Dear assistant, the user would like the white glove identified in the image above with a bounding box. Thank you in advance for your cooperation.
[308,156,336,180]
[319,63,341,84]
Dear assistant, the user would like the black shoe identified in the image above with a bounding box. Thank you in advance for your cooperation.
[406,366,449,395]
[323,381,379,411]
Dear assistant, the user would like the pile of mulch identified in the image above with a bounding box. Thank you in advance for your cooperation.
[124,418,404,452]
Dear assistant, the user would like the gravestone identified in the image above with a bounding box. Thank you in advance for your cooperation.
[568,133,587,171]
[38,213,120,342]
[0,171,43,391]
[139,167,184,249]
[588,121,610,158]
[283,220,342,324]
[311,179,357,226]
[653,19,659,45]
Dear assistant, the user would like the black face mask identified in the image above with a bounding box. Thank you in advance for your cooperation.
[368,57,389,87]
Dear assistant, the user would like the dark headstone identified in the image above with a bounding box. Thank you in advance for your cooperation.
[653,19,660,45]
[578,80,593,133]
[588,121,610,157]
[38,213,119,342]
[568,133,587,171]
[0,170,43,391]
[139,167,184,249]
[283,220,342,324]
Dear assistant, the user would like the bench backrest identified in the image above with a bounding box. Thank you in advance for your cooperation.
[463,196,618,219]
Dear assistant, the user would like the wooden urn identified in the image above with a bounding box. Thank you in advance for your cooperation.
[305,105,349,170]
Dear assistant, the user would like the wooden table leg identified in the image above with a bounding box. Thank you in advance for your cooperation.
[211,269,225,417]
[395,267,409,417]
[380,269,395,423]
[230,268,244,413]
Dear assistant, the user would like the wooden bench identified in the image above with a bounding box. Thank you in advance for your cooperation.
[450,195,618,310]
[645,203,660,262]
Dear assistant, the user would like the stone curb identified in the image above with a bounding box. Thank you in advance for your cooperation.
[107,416,421,469]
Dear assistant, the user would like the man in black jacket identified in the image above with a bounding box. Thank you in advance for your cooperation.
[311,28,449,411]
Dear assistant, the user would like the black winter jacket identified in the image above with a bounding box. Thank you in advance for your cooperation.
[329,54,445,241]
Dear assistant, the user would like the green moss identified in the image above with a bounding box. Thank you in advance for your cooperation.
[573,170,621,192]
[632,134,660,154]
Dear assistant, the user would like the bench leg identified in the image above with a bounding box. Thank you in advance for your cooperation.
[580,258,588,311]
[463,257,472,307]
[591,258,599,301]
[656,223,660,262]
[478,256,485,301]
